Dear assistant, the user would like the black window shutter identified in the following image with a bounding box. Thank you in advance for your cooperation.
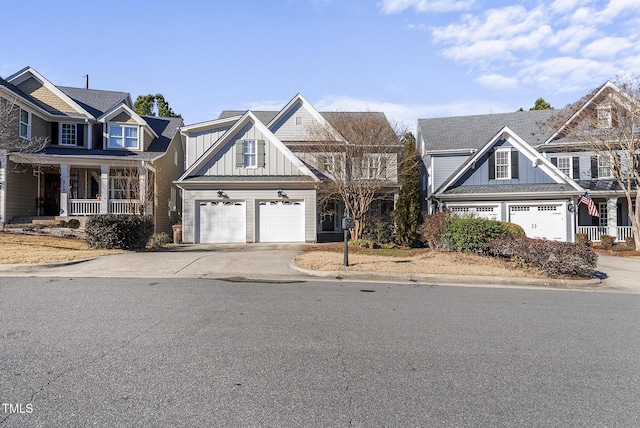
[76,124,84,147]
[257,140,266,167]
[511,150,519,179]
[488,152,495,180]
[550,157,557,166]
[572,157,580,179]
[51,122,58,145]
[591,156,598,179]
[235,140,243,167]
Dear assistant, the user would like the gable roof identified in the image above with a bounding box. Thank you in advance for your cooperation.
[58,86,130,119]
[435,126,584,197]
[178,111,319,181]
[418,110,556,153]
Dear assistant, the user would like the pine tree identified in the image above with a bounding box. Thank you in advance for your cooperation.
[394,132,423,247]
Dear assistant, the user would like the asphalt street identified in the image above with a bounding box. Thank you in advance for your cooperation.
[1,277,639,427]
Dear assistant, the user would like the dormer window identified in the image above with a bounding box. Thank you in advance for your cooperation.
[108,124,139,149]
[60,123,77,146]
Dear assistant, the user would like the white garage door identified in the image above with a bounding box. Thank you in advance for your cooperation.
[449,205,498,220]
[509,204,566,241]
[199,201,246,243]
[257,200,305,242]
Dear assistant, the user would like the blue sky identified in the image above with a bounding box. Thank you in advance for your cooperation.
[3,0,640,131]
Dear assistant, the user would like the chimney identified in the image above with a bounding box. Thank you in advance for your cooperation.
[85,74,89,89]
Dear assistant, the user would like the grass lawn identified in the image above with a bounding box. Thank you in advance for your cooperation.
[0,232,123,264]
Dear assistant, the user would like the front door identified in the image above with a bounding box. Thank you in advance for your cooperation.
[44,173,60,216]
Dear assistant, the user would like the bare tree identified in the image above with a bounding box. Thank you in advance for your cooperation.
[548,77,640,250]
[0,94,49,155]
[297,112,403,239]
[109,167,155,216]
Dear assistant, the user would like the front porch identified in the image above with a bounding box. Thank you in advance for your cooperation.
[576,195,635,242]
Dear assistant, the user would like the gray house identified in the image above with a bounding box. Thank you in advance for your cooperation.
[417,81,637,243]
[176,94,398,244]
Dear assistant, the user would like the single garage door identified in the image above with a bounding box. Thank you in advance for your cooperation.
[257,200,305,242]
[509,204,566,241]
[199,200,246,243]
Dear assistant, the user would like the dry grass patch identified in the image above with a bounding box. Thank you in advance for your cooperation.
[0,232,123,264]
[296,244,547,278]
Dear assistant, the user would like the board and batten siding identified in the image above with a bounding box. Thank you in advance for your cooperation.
[270,101,319,142]
[182,188,316,243]
[185,125,233,170]
[196,123,306,177]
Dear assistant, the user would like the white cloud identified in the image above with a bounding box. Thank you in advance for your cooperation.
[581,37,635,58]
[476,74,519,89]
[519,56,617,92]
[379,0,474,14]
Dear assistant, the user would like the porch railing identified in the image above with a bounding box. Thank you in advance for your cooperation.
[109,199,141,215]
[67,199,141,216]
[68,199,101,216]
[577,226,634,242]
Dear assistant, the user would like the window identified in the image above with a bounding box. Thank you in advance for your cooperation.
[557,157,571,177]
[599,202,608,227]
[108,124,139,149]
[19,109,31,139]
[174,149,178,166]
[598,155,613,178]
[243,139,256,168]
[69,175,79,199]
[495,149,510,179]
[295,117,303,126]
[170,187,177,212]
[60,123,77,146]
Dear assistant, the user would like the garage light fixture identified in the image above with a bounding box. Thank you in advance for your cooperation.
[217,190,225,197]
[277,189,285,197]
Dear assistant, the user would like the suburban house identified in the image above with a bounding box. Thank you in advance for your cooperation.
[418,81,636,243]
[0,67,184,234]
[176,94,399,244]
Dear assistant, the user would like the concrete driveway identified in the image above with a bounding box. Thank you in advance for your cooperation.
[9,243,313,280]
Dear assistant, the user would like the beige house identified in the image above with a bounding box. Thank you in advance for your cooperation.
[0,67,184,234]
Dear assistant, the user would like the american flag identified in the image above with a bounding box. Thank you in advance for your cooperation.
[580,192,599,217]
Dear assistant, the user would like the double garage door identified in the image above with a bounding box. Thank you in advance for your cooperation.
[509,204,566,241]
[198,200,305,243]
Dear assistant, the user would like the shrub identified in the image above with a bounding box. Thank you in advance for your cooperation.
[418,210,448,250]
[148,232,171,248]
[66,218,81,229]
[625,236,635,248]
[443,216,510,254]
[362,216,395,245]
[488,236,597,277]
[85,214,154,250]
[575,233,589,246]
[502,222,525,236]
[599,234,615,250]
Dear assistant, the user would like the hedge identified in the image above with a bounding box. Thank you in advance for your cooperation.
[85,214,154,250]
[442,216,511,254]
[488,235,597,277]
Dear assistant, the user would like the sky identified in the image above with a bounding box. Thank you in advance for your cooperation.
[2,0,640,131]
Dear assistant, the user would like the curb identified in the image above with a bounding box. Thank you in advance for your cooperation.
[288,261,604,289]
[0,258,97,272]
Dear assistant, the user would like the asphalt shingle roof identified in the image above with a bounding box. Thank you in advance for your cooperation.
[442,183,578,195]
[58,86,129,119]
[418,110,557,152]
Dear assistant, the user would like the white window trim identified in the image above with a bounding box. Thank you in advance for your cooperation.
[59,123,77,146]
[598,154,614,178]
[598,202,608,227]
[495,148,511,180]
[557,156,572,178]
[19,109,31,140]
[243,139,257,168]
[107,123,140,150]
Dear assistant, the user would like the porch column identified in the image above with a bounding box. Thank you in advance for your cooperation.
[59,163,69,217]
[100,165,109,214]
[607,197,618,240]
[138,167,146,215]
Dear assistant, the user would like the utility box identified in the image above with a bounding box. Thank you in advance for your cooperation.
[342,217,355,230]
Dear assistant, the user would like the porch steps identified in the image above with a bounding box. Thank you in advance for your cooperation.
[8,216,66,228]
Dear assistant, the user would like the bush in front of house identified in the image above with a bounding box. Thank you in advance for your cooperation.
[575,233,589,246]
[488,235,597,277]
[625,236,635,249]
[599,234,615,250]
[442,216,511,254]
[148,232,171,248]
[362,216,395,245]
[66,218,81,229]
[418,210,448,250]
[85,214,154,250]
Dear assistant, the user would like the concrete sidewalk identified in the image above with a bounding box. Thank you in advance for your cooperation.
[0,244,637,293]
